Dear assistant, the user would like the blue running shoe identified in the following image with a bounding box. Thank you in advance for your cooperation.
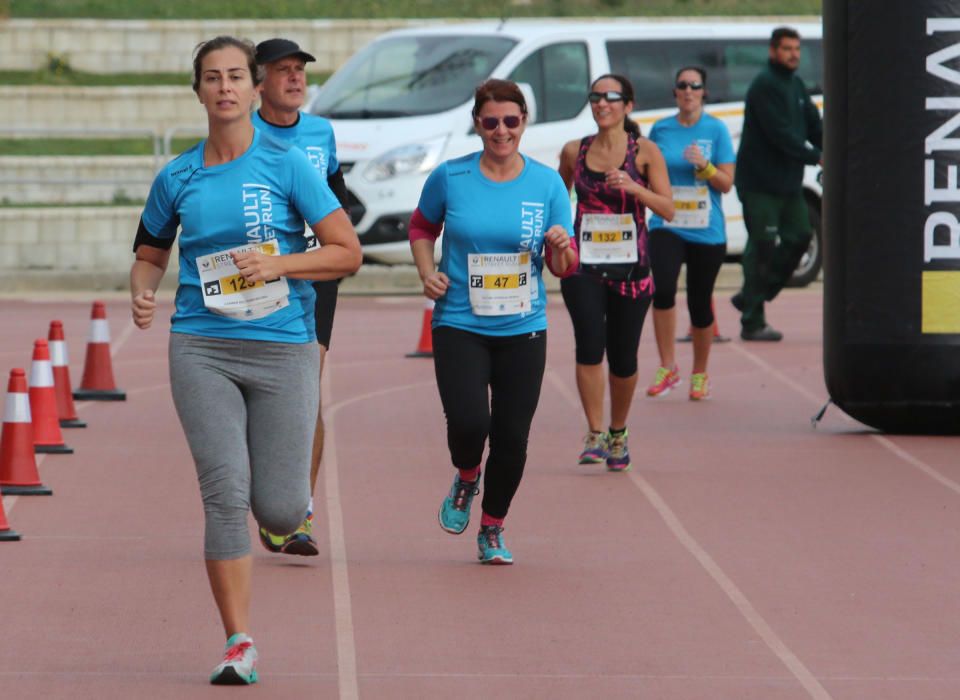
[438,473,479,535]
[606,429,631,472]
[210,633,258,685]
[477,525,513,565]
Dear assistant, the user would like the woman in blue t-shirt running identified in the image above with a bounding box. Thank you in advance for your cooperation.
[408,79,578,566]
[645,67,735,401]
[129,36,361,686]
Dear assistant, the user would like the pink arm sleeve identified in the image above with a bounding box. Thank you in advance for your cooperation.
[545,235,579,278]
[409,208,442,243]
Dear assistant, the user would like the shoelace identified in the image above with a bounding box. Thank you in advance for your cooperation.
[480,526,503,549]
[691,375,707,392]
[654,367,671,384]
[583,432,604,449]
[223,641,253,663]
[609,433,627,455]
[453,479,479,510]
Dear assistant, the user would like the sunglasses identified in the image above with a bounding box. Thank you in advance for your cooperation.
[675,81,704,91]
[478,115,522,130]
[588,90,625,103]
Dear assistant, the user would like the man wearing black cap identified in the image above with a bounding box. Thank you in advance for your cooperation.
[253,37,353,557]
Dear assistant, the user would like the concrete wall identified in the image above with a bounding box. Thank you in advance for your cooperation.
[0,18,447,74]
[0,157,155,205]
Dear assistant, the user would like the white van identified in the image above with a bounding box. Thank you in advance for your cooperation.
[308,19,824,286]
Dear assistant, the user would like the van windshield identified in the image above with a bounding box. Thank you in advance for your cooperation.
[310,34,517,118]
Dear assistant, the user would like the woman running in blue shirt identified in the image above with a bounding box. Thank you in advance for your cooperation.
[409,79,577,565]
[645,67,735,401]
[558,74,674,471]
[129,36,361,685]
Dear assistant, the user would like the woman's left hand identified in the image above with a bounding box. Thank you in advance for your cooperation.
[605,169,633,193]
[544,225,571,253]
[683,144,708,169]
[231,250,283,283]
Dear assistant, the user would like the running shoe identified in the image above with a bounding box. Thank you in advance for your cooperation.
[646,366,680,397]
[210,633,258,686]
[578,431,609,464]
[477,525,513,565]
[689,372,711,401]
[606,429,631,472]
[258,510,319,557]
[438,473,480,535]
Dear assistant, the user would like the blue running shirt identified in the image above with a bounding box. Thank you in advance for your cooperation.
[141,129,341,342]
[417,152,574,336]
[251,111,339,179]
[648,113,735,245]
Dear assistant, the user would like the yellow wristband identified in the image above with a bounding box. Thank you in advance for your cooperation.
[695,162,717,180]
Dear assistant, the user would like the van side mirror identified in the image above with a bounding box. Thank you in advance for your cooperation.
[516,82,537,125]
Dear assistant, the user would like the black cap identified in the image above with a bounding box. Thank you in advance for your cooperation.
[255,38,316,65]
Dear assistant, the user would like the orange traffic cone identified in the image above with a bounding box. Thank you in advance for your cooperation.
[0,368,53,495]
[49,321,86,429]
[405,299,434,358]
[0,494,20,541]
[73,301,126,401]
[30,339,73,454]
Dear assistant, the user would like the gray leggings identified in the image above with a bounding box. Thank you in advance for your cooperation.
[169,333,319,560]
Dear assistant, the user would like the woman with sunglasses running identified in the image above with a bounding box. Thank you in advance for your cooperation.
[645,67,735,401]
[409,79,577,565]
[558,74,674,471]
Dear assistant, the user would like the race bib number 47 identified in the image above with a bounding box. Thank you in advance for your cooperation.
[468,252,532,316]
[196,241,290,320]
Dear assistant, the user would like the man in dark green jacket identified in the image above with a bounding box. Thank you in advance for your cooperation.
[732,26,822,341]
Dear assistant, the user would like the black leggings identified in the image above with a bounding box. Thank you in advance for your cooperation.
[560,274,651,377]
[432,325,547,519]
[649,228,727,328]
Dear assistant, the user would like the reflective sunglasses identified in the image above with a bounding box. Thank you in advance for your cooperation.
[675,81,704,91]
[588,90,625,103]
[478,115,522,130]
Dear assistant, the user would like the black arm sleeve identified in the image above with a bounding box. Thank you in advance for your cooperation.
[327,167,350,214]
[133,217,176,253]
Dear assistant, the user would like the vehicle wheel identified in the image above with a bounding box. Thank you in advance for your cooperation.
[787,197,822,288]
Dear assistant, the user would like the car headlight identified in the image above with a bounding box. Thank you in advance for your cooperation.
[363,135,448,182]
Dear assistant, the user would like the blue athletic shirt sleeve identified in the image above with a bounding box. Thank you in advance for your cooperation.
[142,149,200,240]
[428,153,570,336]
[284,146,341,227]
[648,113,732,245]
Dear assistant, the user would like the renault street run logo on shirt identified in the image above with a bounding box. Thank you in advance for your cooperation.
[520,201,544,251]
[242,183,276,244]
[305,147,329,178]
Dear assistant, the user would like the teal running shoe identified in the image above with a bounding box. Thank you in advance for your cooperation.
[210,633,258,685]
[477,525,513,565]
[439,473,480,535]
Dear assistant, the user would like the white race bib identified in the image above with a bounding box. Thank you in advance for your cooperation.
[671,185,711,229]
[579,213,639,265]
[467,252,532,316]
[196,241,290,320]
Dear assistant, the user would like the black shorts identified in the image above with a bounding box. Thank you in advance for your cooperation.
[313,280,339,349]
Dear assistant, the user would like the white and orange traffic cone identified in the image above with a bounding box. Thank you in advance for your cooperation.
[73,301,126,401]
[29,339,73,454]
[0,492,20,541]
[405,299,434,358]
[0,368,52,495]
[48,321,86,428]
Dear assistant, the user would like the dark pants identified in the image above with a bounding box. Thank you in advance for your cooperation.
[649,228,727,328]
[432,326,547,519]
[738,190,811,331]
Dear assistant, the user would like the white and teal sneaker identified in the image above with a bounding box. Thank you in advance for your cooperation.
[210,633,258,685]
[438,473,480,535]
[477,525,513,565]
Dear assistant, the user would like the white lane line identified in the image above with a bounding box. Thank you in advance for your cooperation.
[729,344,960,497]
[323,358,434,700]
[545,368,833,700]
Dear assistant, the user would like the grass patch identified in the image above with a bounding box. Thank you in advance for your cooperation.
[0,137,200,156]
[0,69,191,86]
[11,0,821,19]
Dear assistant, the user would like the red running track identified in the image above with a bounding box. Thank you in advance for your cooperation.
[1,289,960,699]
